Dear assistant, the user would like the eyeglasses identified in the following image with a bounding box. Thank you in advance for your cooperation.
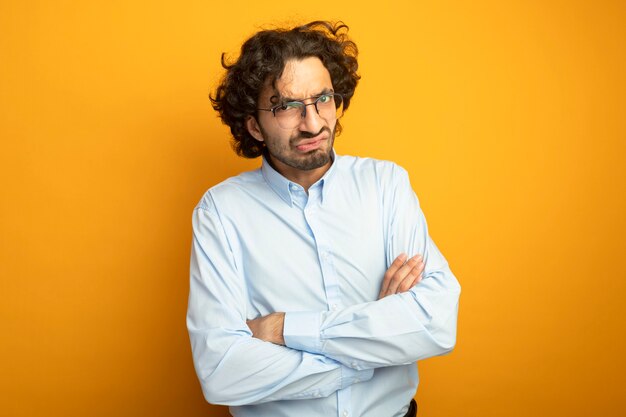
[257,93,344,129]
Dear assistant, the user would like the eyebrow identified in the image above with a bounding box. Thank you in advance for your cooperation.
[271,88,334,104]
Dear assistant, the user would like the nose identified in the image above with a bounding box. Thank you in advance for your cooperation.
[298,103,325,133]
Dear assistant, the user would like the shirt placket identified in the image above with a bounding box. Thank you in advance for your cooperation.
[302,184,353,417]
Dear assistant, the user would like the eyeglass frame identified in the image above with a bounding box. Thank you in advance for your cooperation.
[256,92,344,122]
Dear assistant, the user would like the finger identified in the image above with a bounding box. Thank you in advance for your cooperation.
[381,253,412,297]
[407,260,425,290]
[397,259,425,292]
[392,256,424,294]
[386,255,422,295]
[397,269,418,292]
[415,259,425,276]
[407,268,424,291]
[379,253,407,298]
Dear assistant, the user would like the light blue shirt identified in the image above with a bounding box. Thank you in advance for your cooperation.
[187,152,461,417]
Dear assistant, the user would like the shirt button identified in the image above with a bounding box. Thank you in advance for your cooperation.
[331,304,338,311]
[354,378,360,383]
[343,411,349,417]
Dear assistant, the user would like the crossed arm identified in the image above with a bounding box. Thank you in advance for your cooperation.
[248,253,425,345]
[243,168,459,372]
[188,167,460,405]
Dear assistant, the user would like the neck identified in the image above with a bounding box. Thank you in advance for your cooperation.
[267,155,332,192]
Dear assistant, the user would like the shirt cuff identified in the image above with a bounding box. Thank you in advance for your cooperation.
[283,311,323,353]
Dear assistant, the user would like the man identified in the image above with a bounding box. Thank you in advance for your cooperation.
[187,21,460,417]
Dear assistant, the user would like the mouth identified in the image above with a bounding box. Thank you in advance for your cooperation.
[294,133,328,153]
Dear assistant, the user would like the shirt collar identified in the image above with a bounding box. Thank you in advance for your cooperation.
[261,149,338,207]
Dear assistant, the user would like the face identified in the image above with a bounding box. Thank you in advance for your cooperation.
[246,57,337,179]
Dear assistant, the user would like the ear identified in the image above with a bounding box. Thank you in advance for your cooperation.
[246,116,264,142]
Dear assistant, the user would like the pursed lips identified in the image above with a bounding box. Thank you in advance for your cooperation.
[294,132,329,152]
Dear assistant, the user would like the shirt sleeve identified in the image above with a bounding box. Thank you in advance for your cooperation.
[187,197,373,406]
[283,165,461,370]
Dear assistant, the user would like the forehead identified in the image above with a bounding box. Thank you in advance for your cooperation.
[260,56,333,103]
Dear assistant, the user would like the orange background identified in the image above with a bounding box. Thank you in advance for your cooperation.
[1,1,625,416]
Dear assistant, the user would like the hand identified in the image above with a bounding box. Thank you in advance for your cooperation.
[378,253,424,299]
[247,312,285,345]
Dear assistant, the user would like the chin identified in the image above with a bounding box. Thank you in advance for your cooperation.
[298,149,332,171]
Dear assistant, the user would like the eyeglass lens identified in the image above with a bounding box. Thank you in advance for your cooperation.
[273,94,343,128]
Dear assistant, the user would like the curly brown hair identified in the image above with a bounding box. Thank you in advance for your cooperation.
[210,21,360,158]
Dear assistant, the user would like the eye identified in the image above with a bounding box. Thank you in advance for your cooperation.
[275,101,302,113]
[317,94,333,104]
